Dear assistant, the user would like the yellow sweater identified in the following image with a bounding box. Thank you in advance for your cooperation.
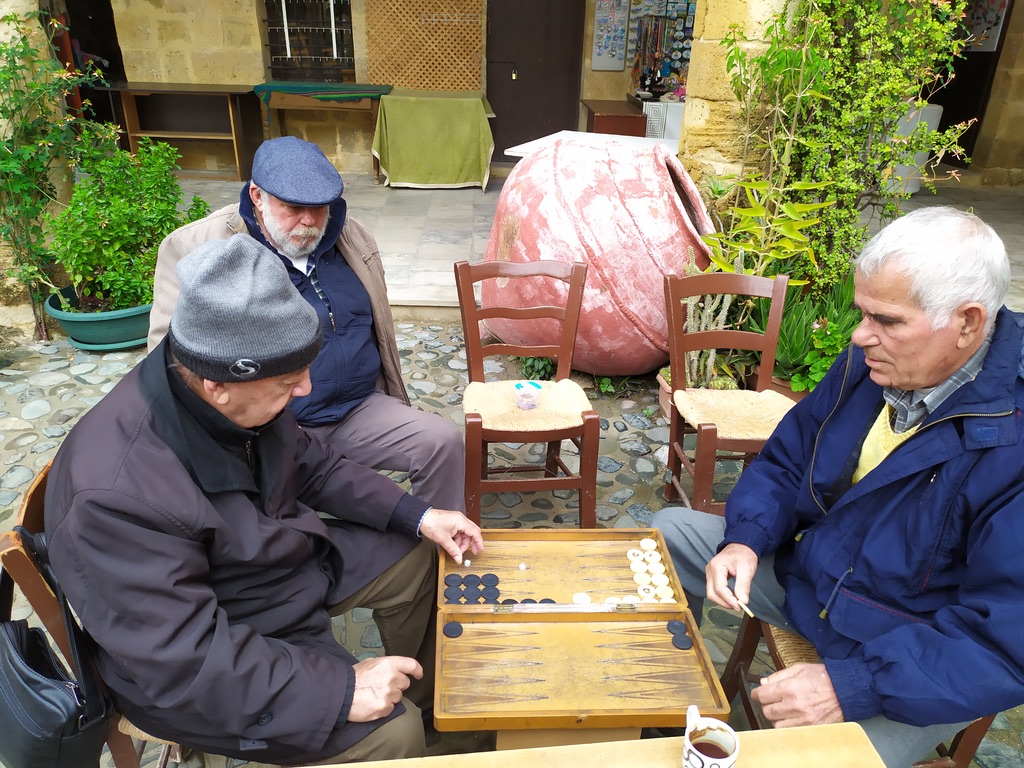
[852,406,919,484]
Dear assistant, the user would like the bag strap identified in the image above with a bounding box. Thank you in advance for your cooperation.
[0,566,14,623]
[13,526,109,727]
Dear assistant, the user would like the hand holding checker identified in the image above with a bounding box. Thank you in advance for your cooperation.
[418,508,485,564]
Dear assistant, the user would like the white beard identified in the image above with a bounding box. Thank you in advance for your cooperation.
[260,196,330,261]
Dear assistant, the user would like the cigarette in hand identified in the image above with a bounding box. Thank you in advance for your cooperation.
[736,598,755,618]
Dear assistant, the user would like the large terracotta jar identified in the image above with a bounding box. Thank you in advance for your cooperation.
[483,138,714,376]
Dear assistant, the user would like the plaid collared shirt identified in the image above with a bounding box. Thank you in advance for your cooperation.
[882,333,993,434]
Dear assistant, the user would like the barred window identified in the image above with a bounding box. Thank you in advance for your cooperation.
[263,0,355,83]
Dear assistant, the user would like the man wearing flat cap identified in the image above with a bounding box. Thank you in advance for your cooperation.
[46,234,484,764]
[148,136,466,518]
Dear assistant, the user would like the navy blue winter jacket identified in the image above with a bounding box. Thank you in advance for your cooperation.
[724,307,1024,727]
[239,187,381,425]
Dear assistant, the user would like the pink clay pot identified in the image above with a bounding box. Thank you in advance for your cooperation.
[482,138,714,376]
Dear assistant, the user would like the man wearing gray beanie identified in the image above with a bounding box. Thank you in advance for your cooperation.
[147,136,466,520]
[45,233,484,765]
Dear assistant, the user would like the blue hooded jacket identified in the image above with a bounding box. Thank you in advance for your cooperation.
[724,307,1024,726]
[239,185,381,425]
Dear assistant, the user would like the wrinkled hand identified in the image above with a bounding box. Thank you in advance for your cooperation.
[348,656,423,722]
[750,663,844,728]
[419,508,484,564]
[706,542,758,612]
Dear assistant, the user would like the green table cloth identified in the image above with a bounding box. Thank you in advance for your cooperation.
[371,88,494,190]
[253,81,392,105]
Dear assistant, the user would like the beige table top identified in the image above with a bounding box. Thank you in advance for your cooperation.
[320,723,884,767]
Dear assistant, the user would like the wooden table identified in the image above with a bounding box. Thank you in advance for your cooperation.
[435,530,727,749]
[320,723,885,767]
[252,82,390,182]
[371,88,495,190]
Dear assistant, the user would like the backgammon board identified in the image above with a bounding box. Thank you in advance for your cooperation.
[434,529,729,746]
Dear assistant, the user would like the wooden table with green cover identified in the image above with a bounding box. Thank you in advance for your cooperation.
[372,88,495,190]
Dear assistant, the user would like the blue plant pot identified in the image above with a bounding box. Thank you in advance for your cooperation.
[43,287,151,351]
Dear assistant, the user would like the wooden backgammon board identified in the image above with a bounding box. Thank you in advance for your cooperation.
[434,529,729,748]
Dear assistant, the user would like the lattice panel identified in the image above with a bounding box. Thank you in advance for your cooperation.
[366,0,484,91]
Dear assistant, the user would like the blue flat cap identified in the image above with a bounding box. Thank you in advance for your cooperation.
[250,137,344,206]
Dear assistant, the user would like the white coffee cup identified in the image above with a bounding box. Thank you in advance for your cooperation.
[682,704,739,768]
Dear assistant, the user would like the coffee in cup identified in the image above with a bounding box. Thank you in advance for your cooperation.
[683,704,739,768]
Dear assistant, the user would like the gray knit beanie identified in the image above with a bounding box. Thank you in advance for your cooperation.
[168,234,322,382]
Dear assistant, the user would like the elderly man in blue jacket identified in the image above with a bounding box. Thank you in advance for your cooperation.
[654,206,1024,766]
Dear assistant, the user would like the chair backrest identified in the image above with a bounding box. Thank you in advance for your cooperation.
[664,272,789,391]
[0,461,67,657]
[455,259,588,382]
[1,461,146,768]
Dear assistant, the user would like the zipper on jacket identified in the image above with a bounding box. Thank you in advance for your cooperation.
[819,566,853,619]
[809,345,855,516]
[328,310,336,332]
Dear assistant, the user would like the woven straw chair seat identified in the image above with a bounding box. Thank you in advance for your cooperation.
[765,624,821,666]
[672,388,795,441]
[463,379,592,431]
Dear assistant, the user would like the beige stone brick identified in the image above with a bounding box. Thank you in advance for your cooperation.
[681,97,744,160]
[157,19,191,48]
[190,51,264,85]
[223,18,261,49]
[116,14,155,48]
[685,40,749,103]
[699,0,785,41]
[982,167,1011,186]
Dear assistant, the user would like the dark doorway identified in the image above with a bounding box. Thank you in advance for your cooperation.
[486,0,585,161]
[930,0,1016,163]
[62,0,126,127]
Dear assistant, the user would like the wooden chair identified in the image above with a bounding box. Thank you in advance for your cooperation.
[720,614,997,768]
[455,259,600,527]
[663,272,796,515]
[0,462,183,768]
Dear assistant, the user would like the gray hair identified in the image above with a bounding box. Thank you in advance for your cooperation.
[855,206,1009,331]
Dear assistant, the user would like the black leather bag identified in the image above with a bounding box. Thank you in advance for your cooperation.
[0,528,113,768]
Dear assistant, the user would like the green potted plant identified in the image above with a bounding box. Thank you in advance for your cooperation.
[746,271,859,395]
[0,11,103,340]
[41,126,210,350]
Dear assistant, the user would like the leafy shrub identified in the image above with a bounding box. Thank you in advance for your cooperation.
[46,128,210,312]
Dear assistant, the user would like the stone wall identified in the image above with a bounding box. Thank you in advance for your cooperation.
[972,0,1024,186]
[110,0,264,85]
[676,0,785,183]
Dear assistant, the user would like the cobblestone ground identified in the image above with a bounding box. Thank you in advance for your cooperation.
[1,319,1021,767]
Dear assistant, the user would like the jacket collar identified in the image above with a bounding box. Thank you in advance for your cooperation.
[237,181,346,267]
[139,340,264,495]
[924,308,1023,429]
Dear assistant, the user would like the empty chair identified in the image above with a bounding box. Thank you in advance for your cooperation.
[454,259,600,527]
[663,272,795,514]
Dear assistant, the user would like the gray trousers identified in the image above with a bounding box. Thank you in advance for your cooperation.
[200,540,438,767]
[652,506,970,768]
[304,391,466,512]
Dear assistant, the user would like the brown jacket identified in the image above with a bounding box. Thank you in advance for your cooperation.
[44,341,425,762]
[148,204,409,406]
